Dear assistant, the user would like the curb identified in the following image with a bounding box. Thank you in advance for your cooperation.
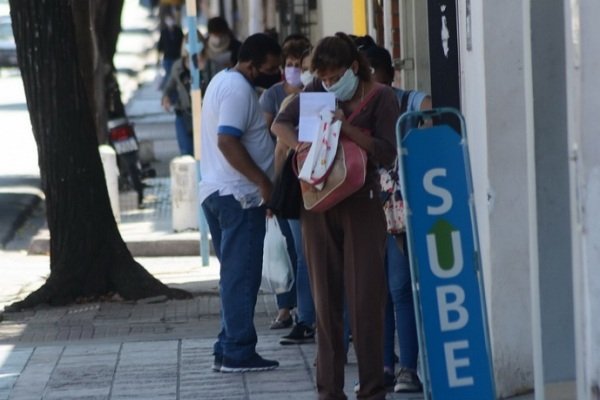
[28,233,214,257]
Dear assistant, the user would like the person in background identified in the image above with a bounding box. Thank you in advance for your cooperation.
[161,33,203,156]
[362,41,431,393]
[199,16,241,93]
[158,0,183,28]
[272,32,399,400]
[259,36,316,343]
[157,13,184,89]
[199,33,282,373]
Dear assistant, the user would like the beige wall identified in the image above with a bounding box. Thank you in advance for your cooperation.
[317,0,354,38]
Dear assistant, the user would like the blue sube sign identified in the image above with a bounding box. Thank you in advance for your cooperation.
[398,113,495,400]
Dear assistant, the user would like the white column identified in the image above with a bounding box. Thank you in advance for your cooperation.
[265,0,277,30]
[565,1,600,399]
[248,0,264,35]
[223,0,234,34]
[366,0,376,38]
[383,0,393,53]
[209,0,220,18]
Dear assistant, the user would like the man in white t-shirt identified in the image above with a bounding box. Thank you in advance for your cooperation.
[199,33,281,373]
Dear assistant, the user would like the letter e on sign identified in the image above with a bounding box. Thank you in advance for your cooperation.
[444,340,474,387]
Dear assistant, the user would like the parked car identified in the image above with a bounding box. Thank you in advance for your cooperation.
[0,16,17,69]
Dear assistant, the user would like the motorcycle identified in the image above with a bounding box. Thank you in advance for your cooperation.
[107,117,154,208]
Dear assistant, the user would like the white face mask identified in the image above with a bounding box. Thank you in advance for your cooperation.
[284,67,302,87]
[300,70,313,87]
[208,35,229,51]
[322,68,359,101]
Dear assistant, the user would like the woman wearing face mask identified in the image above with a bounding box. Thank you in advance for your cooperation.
[259,37,311,132]
[258,37,317,339]
[271,32,399,400]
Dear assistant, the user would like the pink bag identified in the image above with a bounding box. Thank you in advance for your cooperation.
[294,85,382,212]
[295,137,367,212]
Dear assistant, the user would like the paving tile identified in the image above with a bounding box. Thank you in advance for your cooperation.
[8,346,63,399]
[0,346,33,399]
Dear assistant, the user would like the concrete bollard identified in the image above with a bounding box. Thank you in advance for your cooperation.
[99,145,120,222]
[170,155,199,231]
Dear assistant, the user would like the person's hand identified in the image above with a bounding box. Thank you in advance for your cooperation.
[161,96,172,112]
[333,109,346,123]
[333,109,349,134]
[258,178,273,207]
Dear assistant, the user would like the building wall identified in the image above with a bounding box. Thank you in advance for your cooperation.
[458,0,535,396]
[317,0,353,37]
[565,0,600,398]
[530,0,575,393]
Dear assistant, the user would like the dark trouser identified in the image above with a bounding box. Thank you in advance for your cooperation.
[301,193,387,400]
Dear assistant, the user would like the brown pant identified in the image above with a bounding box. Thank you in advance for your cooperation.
[302,193,387,400]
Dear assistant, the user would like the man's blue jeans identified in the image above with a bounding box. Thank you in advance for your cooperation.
[174,114,194,156]
[202,192,266,361]
[288,219,315,326]
[160,57,175,89]
[384,234,419,370]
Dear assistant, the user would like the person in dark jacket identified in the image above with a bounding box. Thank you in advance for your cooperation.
[157,14,183,89]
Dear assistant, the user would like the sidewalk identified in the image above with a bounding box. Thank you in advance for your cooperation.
[0,265,426,400]
[0,252,425,400]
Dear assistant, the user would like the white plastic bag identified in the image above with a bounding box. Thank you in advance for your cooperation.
[261,217,295,294]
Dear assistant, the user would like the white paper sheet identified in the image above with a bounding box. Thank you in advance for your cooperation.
[298,92,336,142]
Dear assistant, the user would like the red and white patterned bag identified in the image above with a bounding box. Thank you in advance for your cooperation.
[379,164,405,234]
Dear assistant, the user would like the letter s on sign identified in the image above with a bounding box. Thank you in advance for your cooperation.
[424,168,453,215]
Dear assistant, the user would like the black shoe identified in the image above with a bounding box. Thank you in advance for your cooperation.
[384,371,395,389]
[220,353,279,373]
[279,322,315,345]
[394,367,423,393]
[212,354,222,372]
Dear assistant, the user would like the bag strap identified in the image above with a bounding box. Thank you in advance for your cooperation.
[347,83,384,123]
[390,90,414,177]
[399,90,413,114]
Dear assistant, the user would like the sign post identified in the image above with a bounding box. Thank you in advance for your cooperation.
[397,108,495,399]
[184,2,210,266]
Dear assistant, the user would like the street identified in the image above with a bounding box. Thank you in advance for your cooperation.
[0,71,37,177]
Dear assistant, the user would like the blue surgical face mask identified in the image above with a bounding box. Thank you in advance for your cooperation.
[322,68,359,101]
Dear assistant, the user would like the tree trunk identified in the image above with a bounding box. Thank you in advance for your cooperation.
[6,0,189,311]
